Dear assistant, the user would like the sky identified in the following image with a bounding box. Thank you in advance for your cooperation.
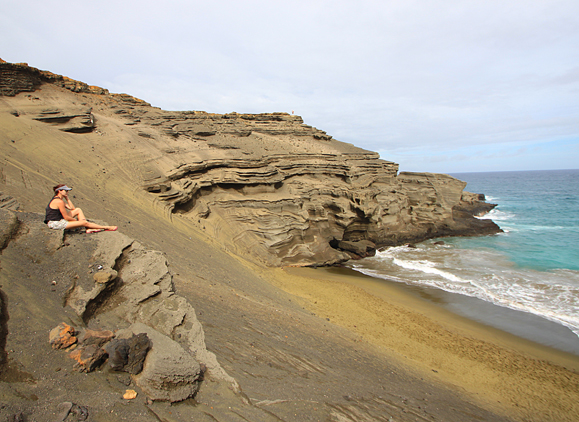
[1,0,578,173]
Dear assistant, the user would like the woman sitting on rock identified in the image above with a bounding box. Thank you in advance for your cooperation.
[44,184,117,233]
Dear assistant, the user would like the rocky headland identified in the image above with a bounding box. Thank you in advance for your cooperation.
[1,60,577,422]
[0,59,499,269]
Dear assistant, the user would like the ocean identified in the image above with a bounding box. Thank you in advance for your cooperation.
[347,169,579,354]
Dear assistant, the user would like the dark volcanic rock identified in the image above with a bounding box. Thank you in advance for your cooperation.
[106,338,130,371]
[118,323,201,402]
[334,240,376,258]
[105,333,151,375]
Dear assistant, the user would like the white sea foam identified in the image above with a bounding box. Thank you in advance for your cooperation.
[476,208,514,221]
[352,244,579,339]
[390,257,469,283]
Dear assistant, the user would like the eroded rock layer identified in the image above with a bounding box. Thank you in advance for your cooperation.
[0,60,499,267]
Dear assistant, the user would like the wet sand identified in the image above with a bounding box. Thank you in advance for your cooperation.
[271,266,579,422]
[330,266,579,356]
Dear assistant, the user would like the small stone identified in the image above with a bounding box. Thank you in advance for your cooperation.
[49,323,77,349]
[93,268,118,284]
[117,373,132,386]
[69,404,89,421]
[7,413,24,422]
[123,389,137,400]
[51,280,57,285]
[69,344,108,373]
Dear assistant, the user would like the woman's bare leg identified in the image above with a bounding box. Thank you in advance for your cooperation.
[65,220,117,231]
[70,208,86,221]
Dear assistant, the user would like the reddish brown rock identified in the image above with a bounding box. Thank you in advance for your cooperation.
[78,329,115,347]
[49,323,77,350]
[69,344,108,373]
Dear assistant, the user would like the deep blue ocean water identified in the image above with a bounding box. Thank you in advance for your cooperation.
[348,169,579,348]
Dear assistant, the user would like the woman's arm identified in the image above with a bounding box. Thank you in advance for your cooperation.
[61,192,76,210]
[56,199,75,221]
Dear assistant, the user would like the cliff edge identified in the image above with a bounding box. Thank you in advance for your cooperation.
[0,60,500,268]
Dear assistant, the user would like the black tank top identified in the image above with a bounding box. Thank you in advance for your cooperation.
[44,197,65,224]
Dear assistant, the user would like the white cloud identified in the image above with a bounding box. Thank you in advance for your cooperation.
[1,0,578,173]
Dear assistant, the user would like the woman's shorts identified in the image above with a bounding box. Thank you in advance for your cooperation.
[47,219,68,230]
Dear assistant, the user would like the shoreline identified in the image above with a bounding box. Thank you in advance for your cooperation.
[272,265,579,421]
[334,266,579,357]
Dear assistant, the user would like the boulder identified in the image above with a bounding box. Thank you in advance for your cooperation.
[0,208,18,250]
[118,323,201,402]
[456,191,498,217]
[105,333,151,375]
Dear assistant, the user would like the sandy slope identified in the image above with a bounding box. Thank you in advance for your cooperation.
[0,81,577,421]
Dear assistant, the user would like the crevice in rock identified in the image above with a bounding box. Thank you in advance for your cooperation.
[169,313,187,340]
[62,278,77,308]
[62,126,95,134]
[81,277,123,325]
[112,243,135,273]
[80,244,134,324]
[172,196,197,214]
[134,289,162,306]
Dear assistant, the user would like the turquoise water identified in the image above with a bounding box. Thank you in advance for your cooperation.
[451,169,579,272]
[348,169,579,348]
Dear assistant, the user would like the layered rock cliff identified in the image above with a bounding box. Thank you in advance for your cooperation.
[1,60,551,422]
[0,60,499,268]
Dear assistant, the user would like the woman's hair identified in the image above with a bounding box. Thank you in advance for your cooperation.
[53,184,67,193]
